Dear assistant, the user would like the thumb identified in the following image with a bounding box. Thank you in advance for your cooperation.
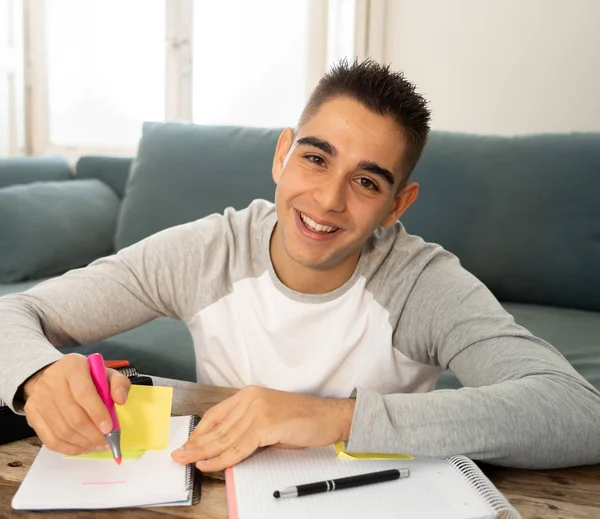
[107,369,131,405]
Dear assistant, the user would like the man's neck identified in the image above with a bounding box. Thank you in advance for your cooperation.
[275,263,355,295]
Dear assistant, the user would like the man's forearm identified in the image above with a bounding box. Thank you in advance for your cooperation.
[0,296,64,412]
[0,241,180,412]
[347,372,600,469]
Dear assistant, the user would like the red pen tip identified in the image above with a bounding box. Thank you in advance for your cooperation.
[115,457,122,465]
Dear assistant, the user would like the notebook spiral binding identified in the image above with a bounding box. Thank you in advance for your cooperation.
[187,415,202,505]
[114,366,139,378]
[448,455,521,519]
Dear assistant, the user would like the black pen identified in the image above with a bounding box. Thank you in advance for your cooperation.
[273,468,410,499]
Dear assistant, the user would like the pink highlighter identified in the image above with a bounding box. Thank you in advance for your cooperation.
[87,353,122,465]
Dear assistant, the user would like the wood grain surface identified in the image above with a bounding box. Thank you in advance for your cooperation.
[1,377,598,518]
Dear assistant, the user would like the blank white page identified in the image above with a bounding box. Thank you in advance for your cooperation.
[12,416,192,510]
[230,446,494,519]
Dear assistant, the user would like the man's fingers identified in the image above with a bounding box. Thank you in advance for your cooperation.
[195,438,260,472]
[192,391,245,437]
[47,397,103,451]
[51,389,108,450]
[25,371,104,452]
[68,368,113,433]
[176,404,253,462]
[21,353,127,456]
[107,369,131,405]
[26,408,93,456]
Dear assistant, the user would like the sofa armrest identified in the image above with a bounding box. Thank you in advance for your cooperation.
[0,156,72,188]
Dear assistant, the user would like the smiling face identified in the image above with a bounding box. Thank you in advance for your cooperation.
[270,96,420,293]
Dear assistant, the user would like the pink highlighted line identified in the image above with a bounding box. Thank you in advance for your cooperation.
[82,481,127,485]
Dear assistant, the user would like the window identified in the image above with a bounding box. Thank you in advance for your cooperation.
[23,0,365,157]
[328,0,356,65]
[192,0,312,128]
[44,0,165,149]
[0,0,24,157]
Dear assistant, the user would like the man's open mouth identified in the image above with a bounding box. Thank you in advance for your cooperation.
[299,212,340,234]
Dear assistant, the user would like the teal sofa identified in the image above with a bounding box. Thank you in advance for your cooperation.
[1,123,599,391]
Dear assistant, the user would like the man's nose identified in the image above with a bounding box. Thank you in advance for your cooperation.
[313,176,347,213]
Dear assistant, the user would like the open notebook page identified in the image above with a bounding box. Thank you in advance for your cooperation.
[229,446,495,519]
[12,415,193,510]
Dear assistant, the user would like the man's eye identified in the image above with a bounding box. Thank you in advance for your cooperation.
[306,155,325,166]
[357,177,379,191]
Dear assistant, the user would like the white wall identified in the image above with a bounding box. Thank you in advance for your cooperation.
[384,0,600,135]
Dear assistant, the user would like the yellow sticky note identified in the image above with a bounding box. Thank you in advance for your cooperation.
[64,385,172,460]
[334,441,413,460]
[116,385,173,450]
[65,450,145,460]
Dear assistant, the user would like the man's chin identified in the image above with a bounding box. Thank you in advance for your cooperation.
[286,250,341,272]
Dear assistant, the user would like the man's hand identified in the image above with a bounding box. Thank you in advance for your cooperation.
[171,386,356,472]
[23,353,131,456]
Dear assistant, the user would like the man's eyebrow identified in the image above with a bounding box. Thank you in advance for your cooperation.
[296,136,338,157]
[296,136,395,187]
[357,160,395,187]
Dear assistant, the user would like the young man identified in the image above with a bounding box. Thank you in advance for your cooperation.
[0,60,598,473]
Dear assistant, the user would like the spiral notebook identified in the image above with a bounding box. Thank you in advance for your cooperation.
[12,415,200,510]
[225,445,521,519]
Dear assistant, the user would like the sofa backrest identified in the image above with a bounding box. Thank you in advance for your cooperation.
[0,156,72,187]
[114,122,280,250]
[78,124,599,313]
[402,131,600,312]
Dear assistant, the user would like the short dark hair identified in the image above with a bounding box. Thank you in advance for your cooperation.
[298,58,431,182]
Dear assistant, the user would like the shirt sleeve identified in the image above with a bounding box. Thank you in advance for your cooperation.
[0,213,225,412]
[347,253,600,469]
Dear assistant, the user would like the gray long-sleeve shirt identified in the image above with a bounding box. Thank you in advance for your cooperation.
[1,200,599,468]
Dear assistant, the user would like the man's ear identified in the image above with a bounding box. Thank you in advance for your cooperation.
[381,182,419,227]
[272,128,294,184]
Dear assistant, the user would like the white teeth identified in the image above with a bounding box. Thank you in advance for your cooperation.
[300,213,338,233]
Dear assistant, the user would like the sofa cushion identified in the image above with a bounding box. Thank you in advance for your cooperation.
[436,302,600,391]
[0,179,120,283]
[503,302,600,390]
[0,156,72,188]
[76,155,133,199]
[402,132,600,312]
[115,122,281,250]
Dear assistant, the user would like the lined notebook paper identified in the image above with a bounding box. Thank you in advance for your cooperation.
[226,446,521,519]
[12,416,198,510]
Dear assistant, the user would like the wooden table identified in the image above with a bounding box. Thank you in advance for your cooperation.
[1,378,599,518]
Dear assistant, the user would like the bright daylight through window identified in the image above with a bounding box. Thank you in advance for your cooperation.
[192,0,311,128]
[45,0,165,149]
